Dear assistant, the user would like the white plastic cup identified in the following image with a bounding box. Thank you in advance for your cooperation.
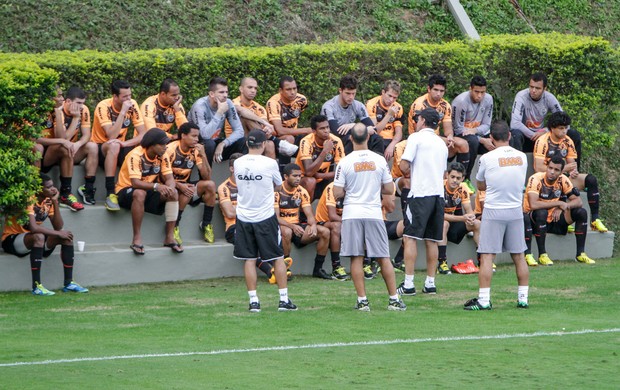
[77,241,85,252]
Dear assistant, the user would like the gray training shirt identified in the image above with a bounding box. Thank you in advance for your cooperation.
[451,91,494,136]
[510,89,562,138]
[188,96,244,146]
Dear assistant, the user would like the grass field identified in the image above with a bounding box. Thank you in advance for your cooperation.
[1,258,618,389]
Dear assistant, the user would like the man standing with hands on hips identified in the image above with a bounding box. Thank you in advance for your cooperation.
[234,129,297,313]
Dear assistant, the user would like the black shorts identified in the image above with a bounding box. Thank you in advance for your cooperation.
[542,213,570,235]
[447,221,468,244]
[97,144,134,170]
[40,146,54,173]
[313,179,331,201]
[2,234,55,258]
[117,187,166,215]
[403,195,445,241]
[225,224,236,244]
[385,220,400,240]
[233,214,283,261]
[291,223,308,248]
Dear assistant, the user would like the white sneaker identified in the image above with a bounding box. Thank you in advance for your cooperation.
[278,140,298,157]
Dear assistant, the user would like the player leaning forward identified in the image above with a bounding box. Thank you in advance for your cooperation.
[233,129,297,312]
[333,123,406,311]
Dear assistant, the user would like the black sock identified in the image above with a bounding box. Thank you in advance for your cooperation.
[572,208,588,255]
[438,245,447,261]
[256,259,272,276]
[363,257,371,266]
[61,244,75,285]
[176,209,185,226]
[456,153,470,176]
[202,205,214,226]
[85,176,96,192]
[400,188,409,214]
[524,220,533,255]
[60,176,72,195]
[105,176,115,196]
[394,244,404,263]
[585,174,600,221]
[314,254,326,272]
[30,247,44,289]
[330,251,341,269]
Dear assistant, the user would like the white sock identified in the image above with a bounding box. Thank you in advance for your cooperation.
[404,274,415,289]
[478,288,491,306]
[248,290,259,303]
[518,285,529,303]
[389,294,399,301]
[279,288,288,302]
[425,276,435,288]
[358,296,367,303]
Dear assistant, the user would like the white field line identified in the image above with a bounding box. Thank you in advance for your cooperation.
[1,328,618,368]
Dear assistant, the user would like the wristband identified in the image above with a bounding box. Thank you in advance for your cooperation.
[153,183,158,192]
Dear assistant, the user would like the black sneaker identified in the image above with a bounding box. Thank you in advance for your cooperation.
[355,299,370,311]
[78,185,96,205]
[313,268,332,280]
[396,282,416,296]
[387,298,407,311]
[437,260,451,275]
[463,298,492,311]
[422,285,437,294]
[278,299,298,311]
[248,302,261,313]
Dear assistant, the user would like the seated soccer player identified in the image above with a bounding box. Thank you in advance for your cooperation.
[390,137,410,213]
[276,163,332,280]
[38,86,98,210]
[381,189,405,273]
[296,114,345,201]
[533,111,607,232]
[164,122,217,244]
[91,80,147,211]
[218,153,286,282]
[408,74,471,190]
[523,156,595,265]
[366,80,404,160]
[315,182,349,280]
[438,162,481,274]
[1,174,88,295]
[115,128,181,255]
[141,78,188,140]
[187,77,247,165]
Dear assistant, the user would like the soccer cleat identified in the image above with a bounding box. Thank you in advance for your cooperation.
[576,253,596,264]
[278,139,299,157]
[437,260,452,275]
[567,224,575,233]
[591,219,608,233]
[313,268,332,280]
[387,297,407,311]
[363,264,375,280]
[268,269,293,284]
[278,299,298,311]
[248,302,261,312]
[62,281,89,293]
[422,285,437,294]
[105,194,120,211]
[284,257,293,270]
[525,254,538,267]
[465,259,479,273]
[517,301,529,309]
[59,193,84,211]
[32,283,55,296]
[331,266,349,281]
[396,282,416,296]
[464,179,476,194]
[356,299,370,311]
[392,260,405,273]
[199,222,215,243]
[287,270,292,281]
[173,226,183,245]
[463,298,492,311]
[77,185,96,205]
[492,262,497,272]
[538,253,554,266]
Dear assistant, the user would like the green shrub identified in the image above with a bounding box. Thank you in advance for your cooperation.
[0,61,58,220]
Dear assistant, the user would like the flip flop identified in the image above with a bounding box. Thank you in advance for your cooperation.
[130,244,145,255]
[163,242,184,253]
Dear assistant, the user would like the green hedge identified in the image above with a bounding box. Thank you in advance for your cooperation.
[0,61,59,219]
[1,33,617,155]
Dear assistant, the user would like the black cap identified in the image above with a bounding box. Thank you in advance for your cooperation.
[247,129,267,146]
[417,108,440,129]
[141,128,170,148]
